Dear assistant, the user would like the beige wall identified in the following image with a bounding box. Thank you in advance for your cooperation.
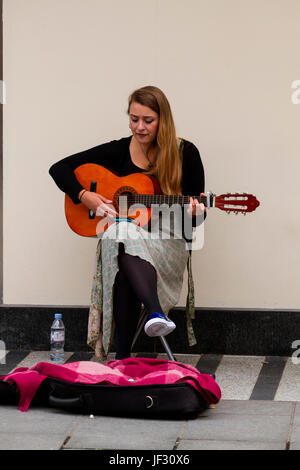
[3,0,300,309]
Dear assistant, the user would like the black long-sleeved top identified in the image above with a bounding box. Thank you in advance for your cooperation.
[49,136,205,204]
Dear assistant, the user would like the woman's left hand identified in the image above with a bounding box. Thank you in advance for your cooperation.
[187,194,206,217]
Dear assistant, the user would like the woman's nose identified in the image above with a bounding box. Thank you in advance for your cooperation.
[136,120,145,130]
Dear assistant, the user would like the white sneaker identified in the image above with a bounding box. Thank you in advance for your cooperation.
[144,312,176,337]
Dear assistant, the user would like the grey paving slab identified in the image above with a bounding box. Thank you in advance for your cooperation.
[215,399,292,415]
[275,358,300,401]
[177,439,286,450]
[181,400,292,447]
[64,415,186,450]
[0,431,68,450]
[215,355,264,400]
[0,405,82,443]
[288,402,300,449]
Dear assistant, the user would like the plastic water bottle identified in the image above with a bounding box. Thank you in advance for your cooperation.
[50,313,65,363]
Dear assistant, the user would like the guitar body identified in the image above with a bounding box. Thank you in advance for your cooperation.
[64,164,161,237]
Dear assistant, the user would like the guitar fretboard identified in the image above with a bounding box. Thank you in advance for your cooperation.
[125,194,213,208]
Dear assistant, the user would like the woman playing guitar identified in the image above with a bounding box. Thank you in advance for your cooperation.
[49,86,206,359]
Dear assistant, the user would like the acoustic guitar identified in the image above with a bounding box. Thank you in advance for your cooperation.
[64,164,260,237]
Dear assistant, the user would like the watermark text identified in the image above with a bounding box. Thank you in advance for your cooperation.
[291,80,300,104]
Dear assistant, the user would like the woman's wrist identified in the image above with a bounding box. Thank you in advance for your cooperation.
[78,189,87,201]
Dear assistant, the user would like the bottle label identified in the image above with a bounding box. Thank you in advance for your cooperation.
[51,331,65,343]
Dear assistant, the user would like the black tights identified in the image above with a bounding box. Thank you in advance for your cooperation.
[113,244,163,359]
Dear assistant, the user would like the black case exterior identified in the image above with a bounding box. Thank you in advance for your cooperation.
[0,377,208,420]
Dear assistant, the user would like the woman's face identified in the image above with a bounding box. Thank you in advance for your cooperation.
[129,101,159,146]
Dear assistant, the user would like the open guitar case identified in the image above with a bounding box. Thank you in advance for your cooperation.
[0,368,220,420]
[0,374,213,420]
[0,338,221,420]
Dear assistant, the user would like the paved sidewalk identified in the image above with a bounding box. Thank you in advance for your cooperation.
[0,399,298,451]
[1,351,300,451]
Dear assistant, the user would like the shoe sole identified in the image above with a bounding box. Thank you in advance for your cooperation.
[144,318,176,337]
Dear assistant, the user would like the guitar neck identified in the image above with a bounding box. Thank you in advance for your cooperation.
[131,193,214,208]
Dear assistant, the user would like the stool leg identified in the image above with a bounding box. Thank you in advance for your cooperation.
[131,309,176,362]
[131,308,148,350]
[159,336,176,361]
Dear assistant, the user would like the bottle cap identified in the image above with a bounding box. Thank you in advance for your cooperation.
[55,313,62,319]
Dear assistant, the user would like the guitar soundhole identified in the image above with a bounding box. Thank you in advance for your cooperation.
[113,186,136,214]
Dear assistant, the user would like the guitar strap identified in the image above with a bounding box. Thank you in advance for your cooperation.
[186,250,196,346]
[178,137,196,346]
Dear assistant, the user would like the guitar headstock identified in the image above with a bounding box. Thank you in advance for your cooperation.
[215,193,260,214]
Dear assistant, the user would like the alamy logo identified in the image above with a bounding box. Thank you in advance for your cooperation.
[0,340,6,364]
[291,340,300,364]
[0,81,6,105]
[96,196,205,250]
[291,80,300,104]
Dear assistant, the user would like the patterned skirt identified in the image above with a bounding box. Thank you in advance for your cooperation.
[87,221,196,359]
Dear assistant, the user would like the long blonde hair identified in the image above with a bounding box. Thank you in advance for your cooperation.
[127,86,182,195]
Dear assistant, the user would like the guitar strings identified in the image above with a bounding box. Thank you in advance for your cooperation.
[125,194,207,208]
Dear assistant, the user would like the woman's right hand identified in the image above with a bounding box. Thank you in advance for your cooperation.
[78,190,118,218]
